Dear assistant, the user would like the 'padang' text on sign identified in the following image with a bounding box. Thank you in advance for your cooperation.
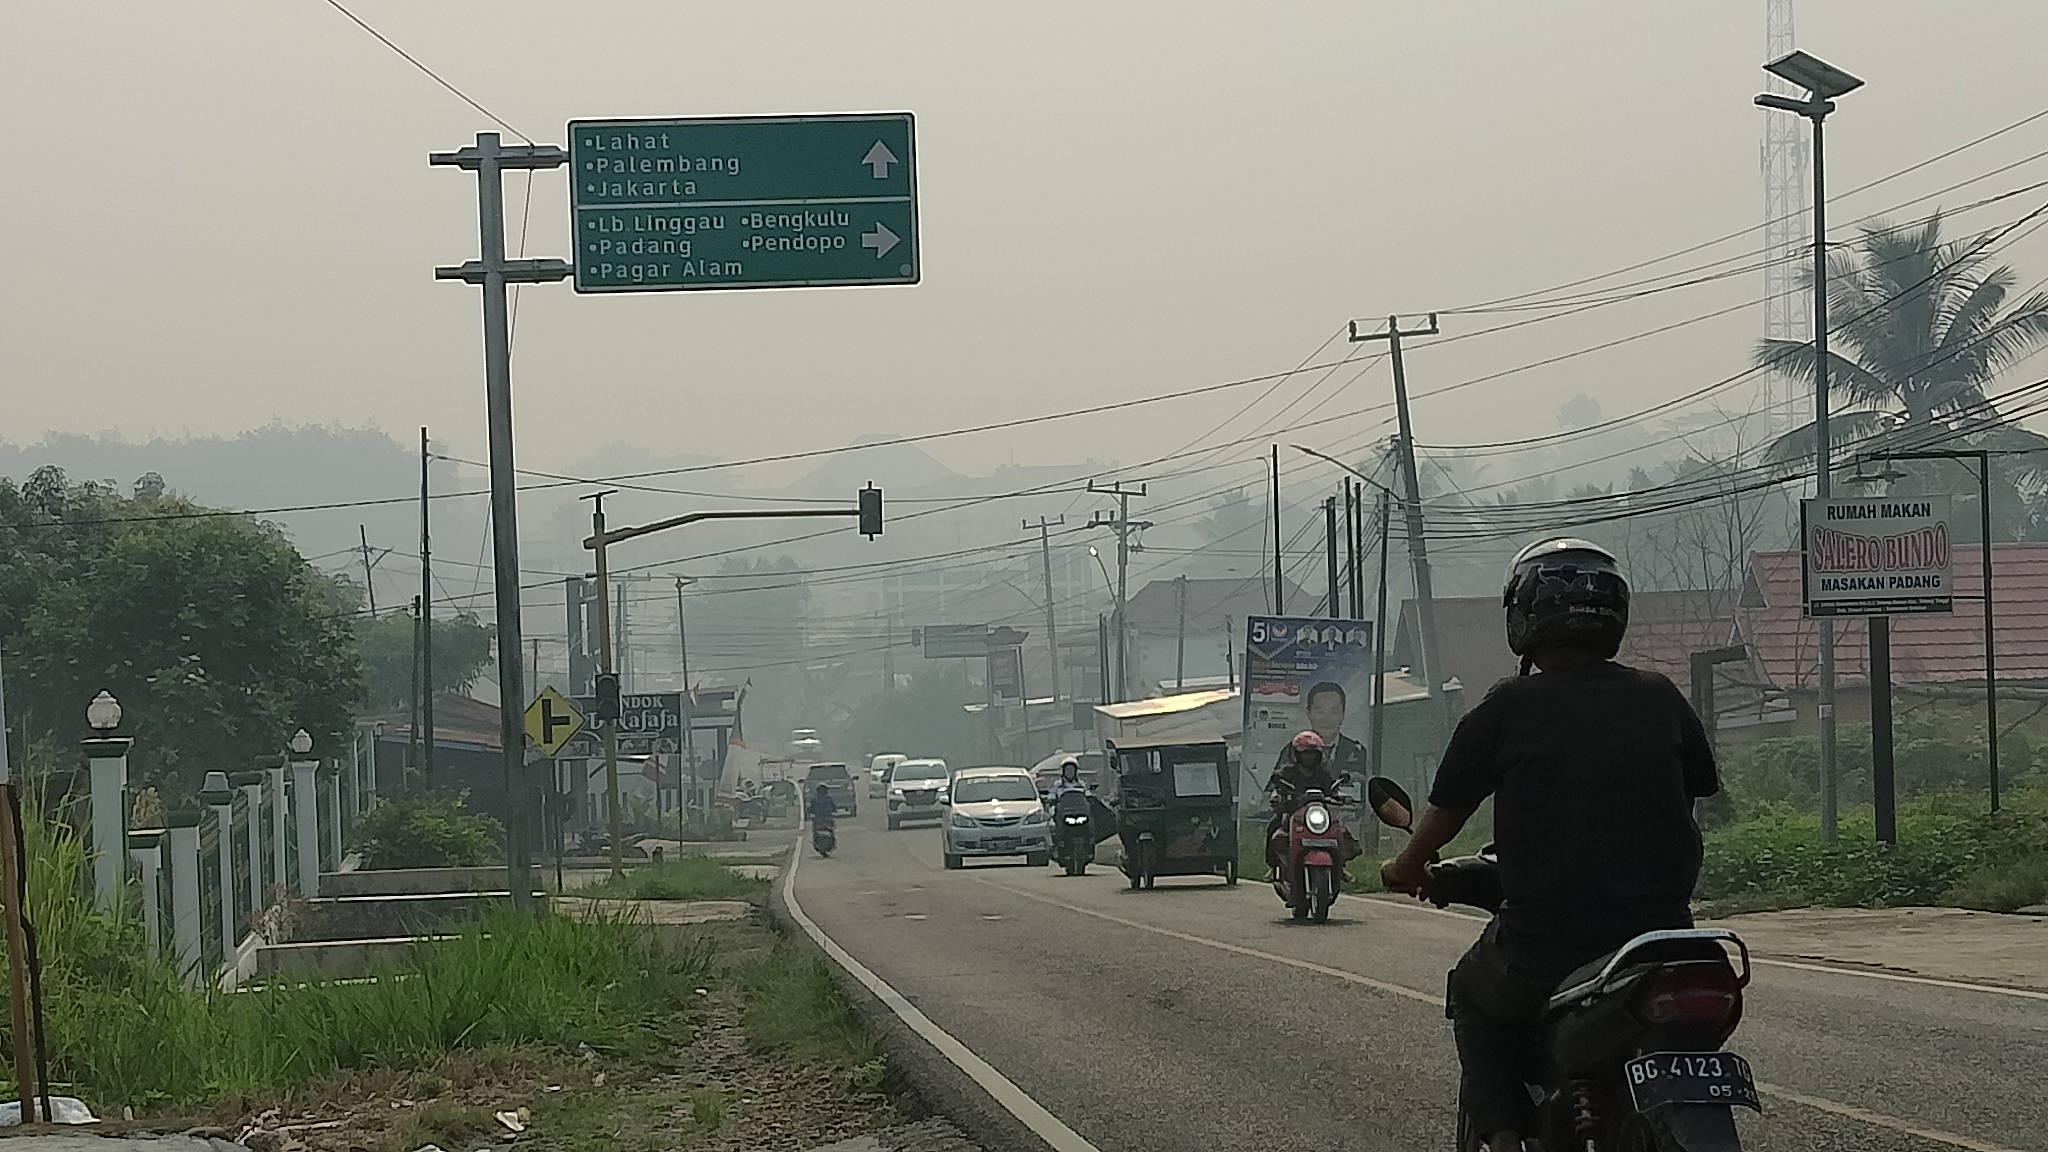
[1801,496,1955,617]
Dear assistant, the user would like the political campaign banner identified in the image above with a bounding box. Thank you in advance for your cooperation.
[1242,615,1376,795]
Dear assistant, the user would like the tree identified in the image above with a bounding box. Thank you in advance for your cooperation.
[1754,213,2048,470]
[354,611,494,710]
[1193,487,1259,543]
[0,467,364,795]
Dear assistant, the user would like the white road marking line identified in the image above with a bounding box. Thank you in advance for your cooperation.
[988,879,2022,1152]
[1754,1084,2024,1152]
[1355,894,2048,1002]
[783,841,1104,1152]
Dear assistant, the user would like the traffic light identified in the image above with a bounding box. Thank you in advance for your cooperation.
[595,672,621,721]
[858,482,883,538]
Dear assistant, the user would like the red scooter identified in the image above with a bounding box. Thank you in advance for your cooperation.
[1269,777,1350,922]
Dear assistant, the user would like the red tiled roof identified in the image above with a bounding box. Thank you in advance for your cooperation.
[1395,589,1737,698]
[1739,543,2048,689]
[1124,576,1310,634]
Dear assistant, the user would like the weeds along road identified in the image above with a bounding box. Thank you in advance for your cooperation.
[788,807,2047,1152]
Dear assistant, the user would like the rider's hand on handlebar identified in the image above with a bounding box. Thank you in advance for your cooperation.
[1379,853,1429,898]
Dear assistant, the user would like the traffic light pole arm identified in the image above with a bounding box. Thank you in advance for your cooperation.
[583,507,858,551]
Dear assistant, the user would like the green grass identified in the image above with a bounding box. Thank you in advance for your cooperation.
[735,946,880,1073]
[579,856,769,902]
[12,802,714,1117]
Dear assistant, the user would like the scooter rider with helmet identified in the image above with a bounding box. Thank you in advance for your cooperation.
[1379,538,1721,1152]
[1263,730,1343,878]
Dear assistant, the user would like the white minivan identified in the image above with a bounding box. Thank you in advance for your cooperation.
[886,758,950,829]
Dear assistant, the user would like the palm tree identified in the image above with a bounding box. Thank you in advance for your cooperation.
[1755,212,2048,465]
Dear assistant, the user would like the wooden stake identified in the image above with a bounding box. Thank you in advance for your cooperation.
[0,784,35,1122]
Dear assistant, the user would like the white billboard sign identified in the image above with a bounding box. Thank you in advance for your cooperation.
[1801,495,1954,617]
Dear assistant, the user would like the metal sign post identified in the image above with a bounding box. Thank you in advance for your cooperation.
[432,132,573,912]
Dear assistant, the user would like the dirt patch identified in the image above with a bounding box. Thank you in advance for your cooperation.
[1712,905,2048,990]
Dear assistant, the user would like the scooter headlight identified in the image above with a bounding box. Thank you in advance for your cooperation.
[1304,803,1331,834]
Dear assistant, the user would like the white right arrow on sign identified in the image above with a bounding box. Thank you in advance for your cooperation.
[862,140,897,178]
[861,222,901,259]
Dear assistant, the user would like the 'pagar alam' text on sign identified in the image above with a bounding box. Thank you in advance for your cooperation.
[1801,496,1955,617]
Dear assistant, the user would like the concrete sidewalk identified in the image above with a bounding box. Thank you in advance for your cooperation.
[1713,905,2048,990]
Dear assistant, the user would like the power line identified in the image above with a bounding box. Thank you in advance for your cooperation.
[315,0,529,142]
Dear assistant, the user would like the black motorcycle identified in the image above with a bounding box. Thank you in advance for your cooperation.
[811,823,836,858]
[1050,790,1095,876]
[1366,777,1759,1152]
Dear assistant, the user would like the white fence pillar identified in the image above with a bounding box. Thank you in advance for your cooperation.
[166,817,202,985]
[291,758,319,896]
[201,772,236,961]
[266,760,288,893]
[127,829,163,953]
[84,737,132,912]
[236,772,264,914]
[325,764,343,872]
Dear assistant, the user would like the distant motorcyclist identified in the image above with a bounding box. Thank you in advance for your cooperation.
[807,783,837,832]
[1379,537,1720,1152]
[1049,757,1089,798]
[1263,730,1342,876]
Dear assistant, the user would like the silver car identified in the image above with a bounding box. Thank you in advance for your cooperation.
[886,758,949,829]
[941,767,1049,869]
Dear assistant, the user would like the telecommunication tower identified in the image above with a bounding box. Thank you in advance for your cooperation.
[1759,0,1810,423]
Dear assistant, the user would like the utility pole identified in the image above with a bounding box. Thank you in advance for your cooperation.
[419,426,435,786]
[1174,575,1189,690]
[1350,314,1446,708]
[1026,516,1066,704]
[674,576,699,827]
[1348,481,1366,618]
[1370,486,1391,782]
[358,526,382,614]
[431,131,570,914]
[409,595,423,775]
[1270,446,1284,614]
[1088,482,1148,705]
[615,578,632,686]
[1323,496,1340,618]
[584,491,623,876]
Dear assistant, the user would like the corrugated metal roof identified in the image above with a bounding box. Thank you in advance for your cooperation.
[1739,543,2048,689]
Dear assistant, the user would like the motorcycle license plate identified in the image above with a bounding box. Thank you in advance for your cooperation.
[1297,837,1340,848]
[1625,1052,1760,1114]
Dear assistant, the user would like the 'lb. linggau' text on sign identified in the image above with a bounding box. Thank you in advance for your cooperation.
[1800,496,1955,617]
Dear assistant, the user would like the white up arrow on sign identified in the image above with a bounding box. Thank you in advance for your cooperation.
[862,140,898,178]
[862,222,900,259]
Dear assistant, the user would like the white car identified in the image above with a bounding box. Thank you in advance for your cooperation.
[941,767,1049,868]
[886,758,949,829]
[868,753,906,800]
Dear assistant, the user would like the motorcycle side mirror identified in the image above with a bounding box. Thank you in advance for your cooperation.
[1366,776,1415,831]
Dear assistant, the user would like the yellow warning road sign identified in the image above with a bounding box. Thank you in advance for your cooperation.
[524,686,587,757]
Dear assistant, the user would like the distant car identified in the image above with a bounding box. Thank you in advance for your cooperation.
[868,753,907,799]
[885,758,950,829]
[804,762,857,817]
[941,767,1049,869]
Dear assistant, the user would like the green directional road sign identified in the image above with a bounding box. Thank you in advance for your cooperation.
[567,113,918,293]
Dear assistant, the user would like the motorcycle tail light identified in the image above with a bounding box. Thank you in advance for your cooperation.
[1633,964,1740,1027]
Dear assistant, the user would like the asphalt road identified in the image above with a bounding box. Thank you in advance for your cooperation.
[791,807,2048,1152]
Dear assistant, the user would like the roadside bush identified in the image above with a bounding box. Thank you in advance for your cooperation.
[582,857,765,902]
[1697,788,2048,910]
[1718,711,2045,819]
[348,791,501,870]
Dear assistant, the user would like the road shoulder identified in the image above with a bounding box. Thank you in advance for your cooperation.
[1713,906,2048,991]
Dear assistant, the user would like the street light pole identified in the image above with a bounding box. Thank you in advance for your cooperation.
[1759,49,1863,843]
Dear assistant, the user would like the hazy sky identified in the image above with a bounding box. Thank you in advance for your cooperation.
[9,1,2048,499]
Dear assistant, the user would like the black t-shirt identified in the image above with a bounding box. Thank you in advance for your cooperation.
[1428,661,1719,980]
